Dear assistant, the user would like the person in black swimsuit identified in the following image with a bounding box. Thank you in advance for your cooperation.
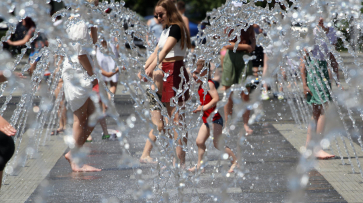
[0,125,16,189]
[0,72,18,189]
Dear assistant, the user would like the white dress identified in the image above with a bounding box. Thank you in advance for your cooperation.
[96,47,119,82]
[62,19,93,112]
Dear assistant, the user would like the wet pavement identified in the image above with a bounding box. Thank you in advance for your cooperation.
[18,98,346,202]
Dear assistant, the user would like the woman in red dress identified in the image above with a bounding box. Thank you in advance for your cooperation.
[144,0,191,167]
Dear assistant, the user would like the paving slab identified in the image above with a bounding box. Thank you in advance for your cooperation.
[15,101,345,202]
[274,123,363,203]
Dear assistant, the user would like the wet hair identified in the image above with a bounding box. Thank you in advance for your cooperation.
[156,0,191,49]
[177,1,185,11]
[23,17,36,29]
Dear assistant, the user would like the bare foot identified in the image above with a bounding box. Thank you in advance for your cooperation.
[71,164,102,172]
[188,166,205,173]
[139,156,157,164]
[188,166,197,172]
[51,128,64,135]
[315,150,335,160]
[86,135,93,142]
[65,152,101,172]
[228,162,238,173]
[244,124,253,136]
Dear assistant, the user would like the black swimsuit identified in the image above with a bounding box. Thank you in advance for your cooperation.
[0,132,15,171]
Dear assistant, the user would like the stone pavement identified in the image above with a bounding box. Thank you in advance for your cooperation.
[0,98,350,203]
[275,124,363,203]
[0,52,361,202]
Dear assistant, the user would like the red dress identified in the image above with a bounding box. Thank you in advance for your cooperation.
[198,80,222,123]
[161,60,190,103]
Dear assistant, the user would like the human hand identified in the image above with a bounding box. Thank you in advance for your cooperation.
[15,72,26,79]
[114,67,119,73]
[193,105,203,113]
[303,85,311,97]
[145,68,153,78]
[138,71,148,82]
[0,116,16,136]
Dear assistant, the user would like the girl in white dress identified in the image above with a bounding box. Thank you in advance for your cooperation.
[63,15,102,172]
[96,40,119,96]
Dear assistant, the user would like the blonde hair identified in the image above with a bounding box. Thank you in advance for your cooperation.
[156,0,191,49]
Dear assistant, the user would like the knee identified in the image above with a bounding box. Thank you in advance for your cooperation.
[196,139,205,147]
[213,141,219,149]
[156,123,164,132]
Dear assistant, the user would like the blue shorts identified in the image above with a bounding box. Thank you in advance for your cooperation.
[29,51,41,63]
[204,117,223,128]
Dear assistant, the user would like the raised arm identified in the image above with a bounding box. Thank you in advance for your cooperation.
[78,55,94,76]
[7,28,34,46]
[90,27,98,44]
[101,67,119,77]
[224,42,253,53]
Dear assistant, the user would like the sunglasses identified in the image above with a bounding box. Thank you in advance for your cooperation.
[154,13,164,19]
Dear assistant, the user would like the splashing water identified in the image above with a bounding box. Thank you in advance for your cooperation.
[1,0,363,202]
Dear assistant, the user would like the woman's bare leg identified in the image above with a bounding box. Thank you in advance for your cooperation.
[223,86,233,124]
[97,81,111,139]
[166,102,188,167]
[140,110,163,163]
[52,81,66,135]
[99,102,109,137]
[224,87,253,135]
[241,88,253,135]
[28,62,37,76]
[212,123,237,172]
[314,104,334,159]
[109,81,117,94]
[84,99,98,141]
[60,97,67,130]
[64,99,101,172]
[189,123,209,172]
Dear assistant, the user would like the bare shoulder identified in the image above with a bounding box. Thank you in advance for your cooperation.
[208,81,216,90]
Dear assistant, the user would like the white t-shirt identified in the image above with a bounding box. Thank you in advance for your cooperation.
[157,24,187,58]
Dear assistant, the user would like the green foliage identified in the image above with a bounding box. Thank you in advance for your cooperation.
[122,0,159,17]
[185,0,225,21]
[110,0,225,22]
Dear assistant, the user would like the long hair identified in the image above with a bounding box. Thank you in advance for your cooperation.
[23,17,36,30]
[156,0,191,49]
